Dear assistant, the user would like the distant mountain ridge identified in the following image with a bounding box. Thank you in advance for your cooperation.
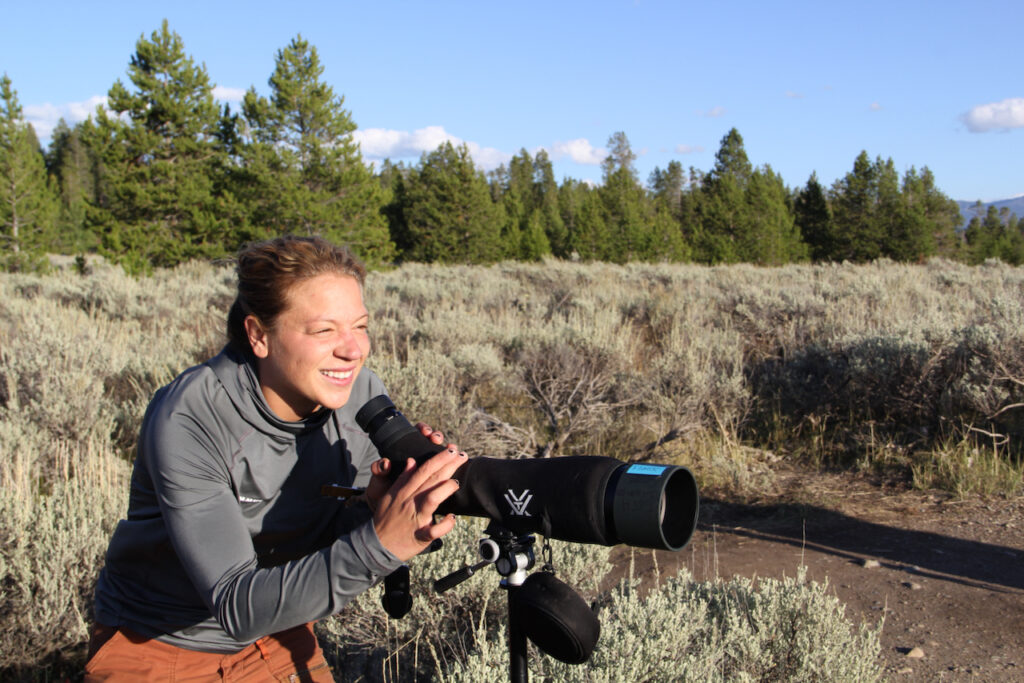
[957,196,1024,228]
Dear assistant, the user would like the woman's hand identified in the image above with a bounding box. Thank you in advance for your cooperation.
[369,425,466,561]
[365,423,448,512]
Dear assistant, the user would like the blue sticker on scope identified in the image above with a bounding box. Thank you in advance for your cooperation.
[626,464,667,476]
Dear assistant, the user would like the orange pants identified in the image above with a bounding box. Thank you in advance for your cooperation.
[83,621,335,682]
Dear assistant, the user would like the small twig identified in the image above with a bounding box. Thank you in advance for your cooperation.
[968,425,1009,446]
[993,360,1024,387]
[988,402,1024,419]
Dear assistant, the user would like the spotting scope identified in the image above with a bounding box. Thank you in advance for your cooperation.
[355,395,699,552]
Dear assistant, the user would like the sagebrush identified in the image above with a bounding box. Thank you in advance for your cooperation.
[3,256,1023,679]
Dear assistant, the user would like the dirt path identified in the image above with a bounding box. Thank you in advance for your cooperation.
[615,470,1024,682]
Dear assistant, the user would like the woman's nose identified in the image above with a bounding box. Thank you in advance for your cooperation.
[335,332,364,358]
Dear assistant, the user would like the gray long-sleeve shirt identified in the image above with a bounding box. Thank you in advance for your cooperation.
[93,346,403,653]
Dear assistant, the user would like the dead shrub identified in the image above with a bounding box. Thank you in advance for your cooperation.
[510,338,639,458]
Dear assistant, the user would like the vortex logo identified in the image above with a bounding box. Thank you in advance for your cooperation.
[504,489,533,516]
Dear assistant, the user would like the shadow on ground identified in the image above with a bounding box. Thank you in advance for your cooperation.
[695,497,1024,592]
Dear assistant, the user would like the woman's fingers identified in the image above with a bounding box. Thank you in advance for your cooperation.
[416,421,445,445]
[373,448,464,558]
[417,476,461,514]
[415,513,457,544]
[393,447,465,496]
[370,458,391,477]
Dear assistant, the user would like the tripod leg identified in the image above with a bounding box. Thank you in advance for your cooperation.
[508,584,528,683]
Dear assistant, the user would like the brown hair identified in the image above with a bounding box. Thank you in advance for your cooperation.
[226,235,367,354]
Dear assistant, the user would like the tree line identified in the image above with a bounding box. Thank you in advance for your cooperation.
[1,21,1019,273]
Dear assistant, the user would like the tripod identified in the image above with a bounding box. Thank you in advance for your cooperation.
[434,523,537,683]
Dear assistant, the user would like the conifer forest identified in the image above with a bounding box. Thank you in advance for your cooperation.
[3,21,1020,275]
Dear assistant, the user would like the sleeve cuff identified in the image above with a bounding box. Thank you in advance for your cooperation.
[349,519,404,579]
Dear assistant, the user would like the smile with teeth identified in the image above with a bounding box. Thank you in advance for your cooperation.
[321,369,354,381]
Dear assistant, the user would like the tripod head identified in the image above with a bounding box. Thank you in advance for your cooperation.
[435,523,536,592]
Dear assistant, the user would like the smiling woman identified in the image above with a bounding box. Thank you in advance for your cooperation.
[246,273,369,421]
[85,235,465,681]
[241,271,370,422]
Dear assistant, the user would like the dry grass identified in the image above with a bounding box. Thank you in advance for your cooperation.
[2,255,1023,678]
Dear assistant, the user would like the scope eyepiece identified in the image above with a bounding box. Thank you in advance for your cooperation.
[356,395,446,476]
[355,394,402,434]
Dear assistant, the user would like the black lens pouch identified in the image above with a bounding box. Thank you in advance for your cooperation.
[510,571,600,664]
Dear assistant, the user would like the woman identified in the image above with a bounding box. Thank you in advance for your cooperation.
[85,235,464,681]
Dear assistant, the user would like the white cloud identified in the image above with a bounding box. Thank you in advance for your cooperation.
[23,95,107,140]
[353,125,509,170]
[785,90,804,99]
[213,85,247,103]
[465,141,511,170]
[869,102,883,111]
[675,144,705,155]
[354,125,459,159]
[961,97,1024,133]
[547,138,606,165]
[23,87,244,141]
[702,106,726,118]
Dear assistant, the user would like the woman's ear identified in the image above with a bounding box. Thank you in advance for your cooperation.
[244,315,270,359]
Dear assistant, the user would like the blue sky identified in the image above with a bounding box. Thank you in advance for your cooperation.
[2,0,1021,202]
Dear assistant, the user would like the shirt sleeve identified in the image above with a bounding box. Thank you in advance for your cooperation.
[143,391,403,643]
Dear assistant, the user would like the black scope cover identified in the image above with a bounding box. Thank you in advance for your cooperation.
[355,395,700,551]
[437,456,621,545]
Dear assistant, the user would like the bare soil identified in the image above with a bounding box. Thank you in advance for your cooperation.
[615,467,1024,682]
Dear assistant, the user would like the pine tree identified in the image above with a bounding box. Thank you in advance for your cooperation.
[532,150,567,257]
[596,131,687,262]
[885,166,935,262]
[648,161,686,220]
[676,166,705,256]
[965,205,1020,264]
[46,119,100,253]
[491,149,563,260]
[84,20,232,272]
[963,215,985,262]
[379,158,410,246]
[794,173,833,261]
[496,150,535,259]
[694,128,753,263]
[908,167,961,260]
[560,178,608,261]
[828,154,956,263]
[829,151,885,262]
[519,209,552,261]
[646,203,691,262]
[694,129,801,264]
[395,141,504,264]
[598,132,646,261]
[239,36,393,265]
[874,157,905,258]
[745,166,807,264]
[0,74,58,270]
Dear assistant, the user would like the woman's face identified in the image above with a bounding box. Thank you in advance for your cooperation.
[246,273,370,421]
